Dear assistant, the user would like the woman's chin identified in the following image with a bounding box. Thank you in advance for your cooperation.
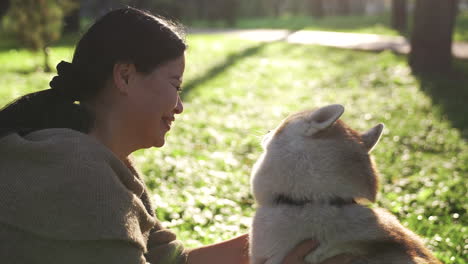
[148,129,170,148]
[152,133,167,148]
[154,142,165,148]
[152,138,165,148]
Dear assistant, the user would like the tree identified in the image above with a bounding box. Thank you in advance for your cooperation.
[336,0,351,16]
[5,0,77,72]
[0,0,10,19]
[222,0,239,26]
[391,0,407,33]
[309,0,324,18]
[409,0,458,75]
[63,2,80,33]
[272,0,283,17]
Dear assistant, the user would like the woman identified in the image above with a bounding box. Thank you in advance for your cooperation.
[0,7,356,264]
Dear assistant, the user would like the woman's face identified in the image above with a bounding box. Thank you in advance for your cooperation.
[126,55,185,148]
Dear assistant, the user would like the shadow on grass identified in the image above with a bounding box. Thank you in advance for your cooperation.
[5,68,41,75]
[180,43,266,98]
[181,29,303,99]
[414,59,468,140]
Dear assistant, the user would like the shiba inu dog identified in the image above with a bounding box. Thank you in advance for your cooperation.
[249,104,441,264]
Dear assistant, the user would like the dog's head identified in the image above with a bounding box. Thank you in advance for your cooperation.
[251,104,383,206]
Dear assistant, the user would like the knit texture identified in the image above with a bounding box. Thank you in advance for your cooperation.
[0,128,187,264]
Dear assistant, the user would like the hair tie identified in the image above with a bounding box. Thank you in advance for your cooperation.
[49,61,83,101]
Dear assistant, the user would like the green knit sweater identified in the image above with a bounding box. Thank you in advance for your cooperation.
[0,128,187,264]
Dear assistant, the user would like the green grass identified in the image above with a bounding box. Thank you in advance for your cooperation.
[188,11,468,42]
[189,13,398,36]
[455,11,468,42]
[0,33,467,263]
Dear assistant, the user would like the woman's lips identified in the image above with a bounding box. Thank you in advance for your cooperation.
[162,117,174,130]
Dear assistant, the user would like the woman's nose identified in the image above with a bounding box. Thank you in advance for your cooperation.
[174,95,183,114]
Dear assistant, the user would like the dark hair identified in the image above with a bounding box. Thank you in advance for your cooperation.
[0,7,187,138]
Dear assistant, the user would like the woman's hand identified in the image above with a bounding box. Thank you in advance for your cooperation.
[187,234,250,264]
[279,240,358,264]
[280,240,318,264]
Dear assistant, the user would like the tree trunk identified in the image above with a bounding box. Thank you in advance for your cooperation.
[272,0,282,17]
[391,0,407,33]
[290,0,302,15]
[43,46,51,72]
[348,0,365,15]
[455,0,460,16]
[224,0,239,27]
[63,7,80,33]
[336,0,351,15]
[409,0,458,75]
[0,0,10,19]
[309,0,324,18]
[195,0,206,20]
[250,0,266,17]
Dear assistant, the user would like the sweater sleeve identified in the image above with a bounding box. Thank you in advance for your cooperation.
[124,159,188,264]
[0,221,147,264]
[145,222,188,264]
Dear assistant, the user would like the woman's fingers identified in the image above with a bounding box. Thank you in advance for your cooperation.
[281,240,319,264]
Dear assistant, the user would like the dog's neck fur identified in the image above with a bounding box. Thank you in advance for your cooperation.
[274,194,357,207]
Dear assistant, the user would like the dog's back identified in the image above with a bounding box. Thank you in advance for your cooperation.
[250,105,441,264]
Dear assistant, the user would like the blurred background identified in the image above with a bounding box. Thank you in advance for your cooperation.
[1,0,468,76]
[0,1,467,263]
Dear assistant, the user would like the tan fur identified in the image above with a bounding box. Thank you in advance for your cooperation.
[249,105,442,264]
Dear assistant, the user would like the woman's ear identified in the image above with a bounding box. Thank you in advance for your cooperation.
[112,63,136,95]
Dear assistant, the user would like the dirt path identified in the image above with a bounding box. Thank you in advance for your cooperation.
[189,29,468,59]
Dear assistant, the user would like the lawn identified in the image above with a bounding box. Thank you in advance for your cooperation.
[0,33,467,264]
[188,11,468,42]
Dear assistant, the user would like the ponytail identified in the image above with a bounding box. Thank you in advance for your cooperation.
[0,61,95,138]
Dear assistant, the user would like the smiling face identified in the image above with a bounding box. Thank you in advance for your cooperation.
[126,55,185,148]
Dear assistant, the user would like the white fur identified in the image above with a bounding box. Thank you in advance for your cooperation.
[249,105,441,264]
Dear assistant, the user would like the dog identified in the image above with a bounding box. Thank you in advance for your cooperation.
[249,104,442,264]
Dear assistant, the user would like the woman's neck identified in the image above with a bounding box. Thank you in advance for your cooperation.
[88,128,131,162]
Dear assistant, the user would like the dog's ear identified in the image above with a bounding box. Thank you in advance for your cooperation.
[305,104,344,136]
[361,124,384,152]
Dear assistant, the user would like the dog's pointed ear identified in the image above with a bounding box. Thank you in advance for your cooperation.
[305,104,344,136]
[361,124,384,152]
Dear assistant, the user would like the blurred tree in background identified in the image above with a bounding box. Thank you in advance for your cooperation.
[154,0,240,26]
[4,0,77,71]
[335,0,352,15]
[391,0,407,33]
[1,0,466,76]
[308,0,324,18]
[63,1,81,33]
[3,0,466,33]
[0,0,10,20]
[134,0,391,26]
[409,0,458,75]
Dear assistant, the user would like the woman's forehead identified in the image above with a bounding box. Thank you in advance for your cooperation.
[162,56,185,74]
